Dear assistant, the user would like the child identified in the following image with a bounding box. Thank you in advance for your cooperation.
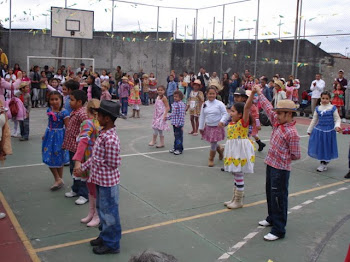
[199,86,228,167]
[42,91,70,190]
[46,78,62,95]
[186,79,204,135]
[75,100,122,255]
[62,80,79,115]
[100,81,112,101]
[168,90,186,155]
[15,82,31,141]
[148,73,157,104]
[307,91,341,172]
[167,75,177,112]
[178,74,188,103]
[273,80,287,108]
[254,85,300,241]
[129,79,141,118]
[118,76,130,119]
[62,90,89,205]
[223,95,255,209]
[21,71,31,83]
[299,89,311,117]
[332,82,344,116]
[285,80,294,101]
[39,71,48,107]
[149,85,170,148]
[246,90,266,151]
[73,99,101,227]
[142,74,150,105]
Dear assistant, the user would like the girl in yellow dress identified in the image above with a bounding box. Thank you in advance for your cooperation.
[223,92,256,209]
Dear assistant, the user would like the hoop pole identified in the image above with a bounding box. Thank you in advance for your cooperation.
[253,0,260,77]
[220,5,225,78]
[291,0,300,76]
[295,0,303,78]
[156,6,159,78]
[9,0,12,66]
[111,0,115,72]
[194,9,198,74]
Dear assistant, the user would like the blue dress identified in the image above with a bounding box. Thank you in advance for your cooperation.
[308,105,338,161]
[42,108,70,167]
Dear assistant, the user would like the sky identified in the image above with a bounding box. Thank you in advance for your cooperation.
[0,0,349,54]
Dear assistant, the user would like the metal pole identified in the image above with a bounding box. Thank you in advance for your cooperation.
[253,0,260,77]
[233,16,236,40]
[279,19,281,39]
[194,9,198,74]
[193,18,195,40]
[9,0,12,67]
[156,6,159,78]
[303,20,306,38]
[220,5,225,78]
[291,0,300,76]
[295,0,302,78]
[110,0,115,72]
[185,25,186,40]
[175,17,177,39]
[213,17,215,40]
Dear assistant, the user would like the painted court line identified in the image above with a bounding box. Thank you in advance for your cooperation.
[0,191,41,262]
[216,185,349,261]
[0,135,310,170]
[34,180,350,254]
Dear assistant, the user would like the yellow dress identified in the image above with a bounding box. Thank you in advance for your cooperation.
[224,119,255,173]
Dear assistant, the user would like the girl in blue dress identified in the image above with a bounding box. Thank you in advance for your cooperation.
[42,91,70,190]
[307,91,342,172]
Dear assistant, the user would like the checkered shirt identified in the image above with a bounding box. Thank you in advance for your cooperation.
[169,101,186,127]
[82,127,121,187]
[62,107,88,153]
[259,94,301,171]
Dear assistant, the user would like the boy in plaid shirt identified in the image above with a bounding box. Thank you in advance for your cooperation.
[168,90,186,155]
[253,85,300,241]
[75,100,122,255]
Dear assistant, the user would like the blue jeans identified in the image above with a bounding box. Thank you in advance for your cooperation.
[96,185,122,250]
[173,126,183,152]
[143,92,149,105]
[19,117,30,139]
[229,93,234,108]
[121,97,128,115]
[69,151,88,199]
[168,95,174,112]
[186,86,193,99]
[265,165,290,238]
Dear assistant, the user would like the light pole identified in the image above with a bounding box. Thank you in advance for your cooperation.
[345,47,349,57]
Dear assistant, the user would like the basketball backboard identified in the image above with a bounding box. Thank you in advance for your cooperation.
[51,7,94,39]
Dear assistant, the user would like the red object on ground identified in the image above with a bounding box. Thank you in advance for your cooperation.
[0,202,32,262]
[345,245,350,262]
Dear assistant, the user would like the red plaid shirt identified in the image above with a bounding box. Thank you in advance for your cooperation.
[62,107,88,153]
[259,94,301,171]
[81,127,121,187]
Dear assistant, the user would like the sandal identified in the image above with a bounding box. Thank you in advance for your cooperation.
[188,131,194,134]
[50,183,64,191]
[192,133,199,136]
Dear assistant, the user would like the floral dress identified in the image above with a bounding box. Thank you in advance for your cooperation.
[42,108,69,167]
[187,90,204,116]
[152,97,170,131]
[128,84,141,105]
[74,118,100,180]
[224,119,255,173]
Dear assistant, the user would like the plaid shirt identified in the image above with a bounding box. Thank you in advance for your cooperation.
[259,94,300,171]
[62,107,88,153]
[82,127,121,187]
[168,101,186,127]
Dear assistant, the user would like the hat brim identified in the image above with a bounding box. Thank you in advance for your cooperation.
[234,93,248,96]
[272,108,297,112]
[93,107,120,118]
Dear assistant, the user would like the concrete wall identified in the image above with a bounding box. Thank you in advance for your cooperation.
[321,57,350,91]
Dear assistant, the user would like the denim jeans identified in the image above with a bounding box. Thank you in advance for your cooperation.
[173,125,183,152]
[168,95,174,112]
[121,97,128,115]
[39,88,47,106]
[143,92,149,105]
[69,151,88,199]
[229,93,234,108]
[96,185,122,250]
[19,117,29,139]
[265,165,290,238]
[186,86,193,99]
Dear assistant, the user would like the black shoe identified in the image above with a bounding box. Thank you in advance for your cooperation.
[93,245,120,255]
[221,167,225,172]
[345,171,350,179]
[257,140,266,152]
[90,237,104,247]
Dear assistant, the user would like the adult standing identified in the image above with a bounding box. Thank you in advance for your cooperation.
[76,63,86,75]
[220,73,230,105]
[30,65,41,108]
[197,67,209,94]
[114,66,123,86]
[260,77,272,101]
[334,69,348,123]
[0,48,8,67]
[310,73,325,116]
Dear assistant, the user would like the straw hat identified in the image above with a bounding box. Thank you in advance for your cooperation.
[142,74,149,78]
[19,81,30,89]
[273,99,297,112]
[121,76,128,80]
[193,79,201,85]
[274,80,285,90]
[209,81,223,92]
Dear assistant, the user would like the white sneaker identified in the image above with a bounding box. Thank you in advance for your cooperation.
[264,233,280,241]
[316,164,327,172]
[0,212,6,219]
[173,150,182,155]
[169,148,175,153]
[258,220,271,227]
[342,118,346,123]
[65,190,78,198]
[75,196,88,205]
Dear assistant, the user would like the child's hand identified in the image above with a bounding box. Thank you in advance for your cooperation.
[45,80,49,85]
[17,71,22,80]
[307,132,311,136]
[73,167,83,177]
[74,161,82,170]
[199,129,204,135]
[335,127,342,133]
[218,122,224,127]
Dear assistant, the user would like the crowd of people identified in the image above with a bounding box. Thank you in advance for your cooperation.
[0,54,349,258]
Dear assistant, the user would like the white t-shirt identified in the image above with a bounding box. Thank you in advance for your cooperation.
[100,75,109,82]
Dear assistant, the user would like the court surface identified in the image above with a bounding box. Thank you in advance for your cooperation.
[0,104,349,262]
